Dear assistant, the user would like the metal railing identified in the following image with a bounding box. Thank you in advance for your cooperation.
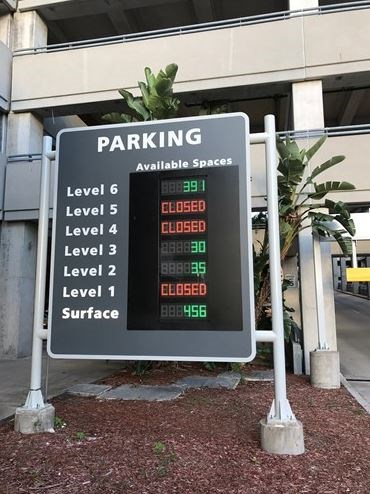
[13,1,370,56]
[7,153,42,163]
[277,123,370,139]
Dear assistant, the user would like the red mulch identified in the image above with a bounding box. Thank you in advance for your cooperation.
[0,364,369,494]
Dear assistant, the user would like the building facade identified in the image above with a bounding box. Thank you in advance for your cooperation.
[0,0,369,371]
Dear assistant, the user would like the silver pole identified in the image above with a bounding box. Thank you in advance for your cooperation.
[265,115,295,422]
[24,136,53,409]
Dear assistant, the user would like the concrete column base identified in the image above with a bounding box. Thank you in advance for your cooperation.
[14,404,55,434]
[310,350,340,389]
[260,418,305,455]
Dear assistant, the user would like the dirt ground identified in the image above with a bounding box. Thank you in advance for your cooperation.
[0,364,369,494]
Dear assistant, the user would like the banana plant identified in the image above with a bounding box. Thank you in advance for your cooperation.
[255,135,356,328]
[102,64,180,123]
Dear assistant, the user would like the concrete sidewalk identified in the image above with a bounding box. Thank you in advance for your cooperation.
[0,350,123,421]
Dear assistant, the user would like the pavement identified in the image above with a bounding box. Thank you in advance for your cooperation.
[0,350,123,421]
[335,291,370,411]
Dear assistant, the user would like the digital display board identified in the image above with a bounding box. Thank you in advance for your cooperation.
[160,177,208,322]
[127,166,243,332]
[48,114,255,361]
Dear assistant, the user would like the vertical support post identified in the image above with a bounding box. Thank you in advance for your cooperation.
[25,136,52,408]
[259,115,304,455]
[313,234,329,350]
[264,115,294,422]
[14,137,55,433]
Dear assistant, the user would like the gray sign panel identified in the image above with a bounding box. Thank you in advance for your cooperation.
[48,113,255,361]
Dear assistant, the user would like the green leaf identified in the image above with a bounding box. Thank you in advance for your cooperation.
[276,137,301,161]
[308,211,335,223]
[277,158,305,183]
[324,199,351,219]
[305,135,327,161]
[118,89,150,121]
[155,78,172,97]
[138,81,150,107]
[309,181,355,199]
[309,211,354,237]
[332,232,352,254]
[311,220,353,254]
[285,139,301,158]
[276,137,290,161]
[309,155,345,181]
[334,216,355,236]
[144,67,156,90]
[165,63,178,82]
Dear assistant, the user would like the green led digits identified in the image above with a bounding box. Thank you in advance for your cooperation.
[191,240,206,254]
[183,179,206,193]
[191,261,206,275]
[184,304,207,318]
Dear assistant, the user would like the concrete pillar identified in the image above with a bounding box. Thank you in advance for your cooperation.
[292,80,338,374]
[0,221,38,358]
[1,111,43,358]
[7,112,44,155]
[291,81,324,374]
[12,10,47,50]
[292,80,324,131]
[0,14,13,48]
[293,81,339,371]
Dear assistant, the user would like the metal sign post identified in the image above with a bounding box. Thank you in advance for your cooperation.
[14,136,56,433]
[252,115,304,454]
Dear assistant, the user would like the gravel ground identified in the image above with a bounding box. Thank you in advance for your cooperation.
[0,364,369,494]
